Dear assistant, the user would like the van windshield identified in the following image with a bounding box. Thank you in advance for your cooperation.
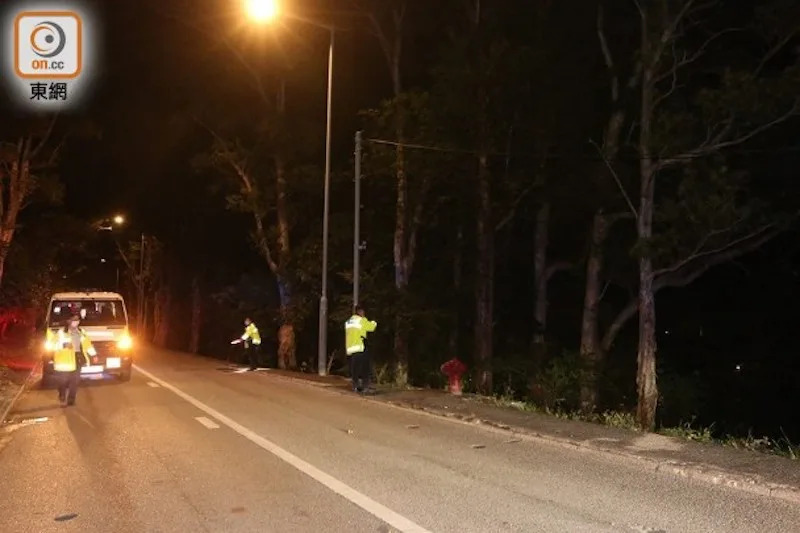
[47,299,127,328]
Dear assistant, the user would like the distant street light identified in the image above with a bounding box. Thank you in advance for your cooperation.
[244,0,336,377]
[113,215,125,225]
[244,0,279,23]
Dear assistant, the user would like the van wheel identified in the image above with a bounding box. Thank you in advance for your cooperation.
[119,365,132,382]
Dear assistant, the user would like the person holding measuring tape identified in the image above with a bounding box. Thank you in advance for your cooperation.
[231,317,261,371]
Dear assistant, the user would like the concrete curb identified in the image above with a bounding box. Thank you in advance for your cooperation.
[262,371,800,506]
[380,398,800,506]
[0,362,37,425]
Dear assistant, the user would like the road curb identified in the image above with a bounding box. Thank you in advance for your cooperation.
[0,362,37,425]
[260,370,800,505]
[378,398,800,506]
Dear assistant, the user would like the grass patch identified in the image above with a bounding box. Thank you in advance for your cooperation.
[487,394,798,460]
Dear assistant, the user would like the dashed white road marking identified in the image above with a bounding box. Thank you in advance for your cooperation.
[195,416,220,429]
[146,382,160,388]
[133,363,431,533]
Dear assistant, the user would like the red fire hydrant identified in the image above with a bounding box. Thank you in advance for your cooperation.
[440,358,466,396]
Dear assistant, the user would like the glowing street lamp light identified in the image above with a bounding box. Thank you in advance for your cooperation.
[113,215,125,225]
[245,0,279,23]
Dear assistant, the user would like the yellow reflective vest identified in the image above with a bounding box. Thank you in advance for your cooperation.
[52,327,95,372]
[241,322,261,345]
[345,315,377,356]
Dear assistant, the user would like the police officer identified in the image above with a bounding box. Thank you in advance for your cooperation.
[54,314,95,406]
[232,317,262,371]
[345,306,377,393]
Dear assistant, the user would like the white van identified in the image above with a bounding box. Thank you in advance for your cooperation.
[41,291,134,387]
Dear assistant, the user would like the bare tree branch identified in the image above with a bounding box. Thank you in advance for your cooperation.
[599,219,783,352]
[653,41,681,110]
[590,139,639,219]
[29,115,58,161]
[494,183,535,232]
[597,5,619,103]
[601,297,638,352]
[658,101,800,168]
[655,27,742,85]
[653,222,776,279]
[654,223,785,290]
[193,116,279,273]
[650,0,697,67]
[755,24,800,76]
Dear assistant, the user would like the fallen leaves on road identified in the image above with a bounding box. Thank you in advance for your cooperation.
[471,444,486,449]
[406,424,420,429]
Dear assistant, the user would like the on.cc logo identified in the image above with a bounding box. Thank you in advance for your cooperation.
[29,21,67,58]
[14,11,82,79]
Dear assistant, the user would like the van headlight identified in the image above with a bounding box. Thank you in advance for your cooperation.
[117,335,133,350]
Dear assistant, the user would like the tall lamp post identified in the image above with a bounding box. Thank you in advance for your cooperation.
[245,0,335,376]
[97,215,126,291]
[102,215,146,334]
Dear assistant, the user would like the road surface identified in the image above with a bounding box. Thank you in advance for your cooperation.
[1,347,798,533]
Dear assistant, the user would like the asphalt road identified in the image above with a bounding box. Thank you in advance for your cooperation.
[1,348,799,533]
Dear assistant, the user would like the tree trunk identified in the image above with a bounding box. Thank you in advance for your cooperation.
[636,18,659,429]
[636,169,659,429]
[392,133,410,386]
[370,2,411,387]
[391,96,410,386]
[449,225,463,357]
[152,286,171,347]
[475,154,494,394]
[274,81,297,371]
[0,153,30,289]
[0,232,13,290]
[143,296,151,342]
[636,251,658,430]
[276,275,296,369]
[579,210,610,412]
[531,201,550,372]
[189,275,201,353]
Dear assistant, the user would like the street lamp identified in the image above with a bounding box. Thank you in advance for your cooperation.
[96,214,127,291]
[244,0,279,23]
[244,1,335,376]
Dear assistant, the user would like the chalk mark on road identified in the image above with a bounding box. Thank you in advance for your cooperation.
[133,364,432,533]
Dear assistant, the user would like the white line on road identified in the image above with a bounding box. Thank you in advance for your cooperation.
[194,416,220,429]
[133,364,432,533]
[146,382,161,388]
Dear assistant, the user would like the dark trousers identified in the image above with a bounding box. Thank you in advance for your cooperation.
[350,350,371,391]
[58,352,85,404]
[245,343,261,370]
[349,354,358,390]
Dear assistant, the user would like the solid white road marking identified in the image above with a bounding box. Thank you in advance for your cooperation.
[195,416,220,429]
[146,382,161,388]
[133,364,431,533]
